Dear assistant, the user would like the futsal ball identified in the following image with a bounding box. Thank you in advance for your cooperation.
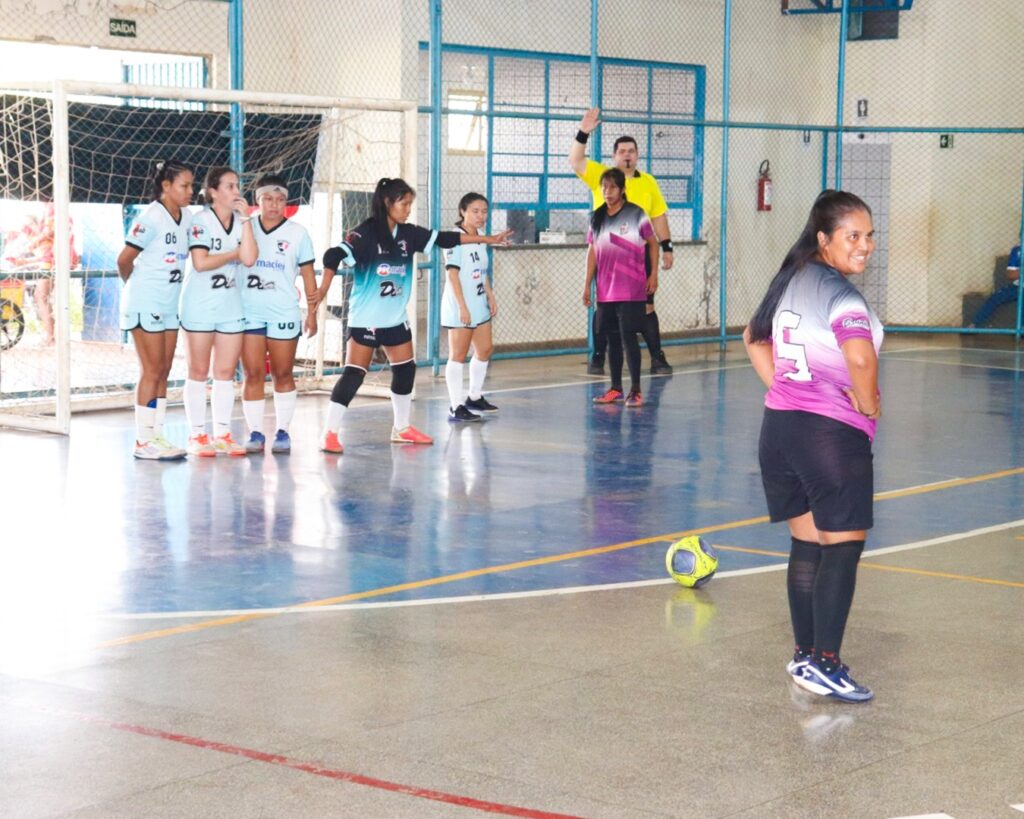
[665,536,718,588]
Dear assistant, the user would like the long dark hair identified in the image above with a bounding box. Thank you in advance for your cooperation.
[590,168,627,237]
[455,192,488,227]
[747,189,872,342]
[151,159,192,202]
[371,177,416,251]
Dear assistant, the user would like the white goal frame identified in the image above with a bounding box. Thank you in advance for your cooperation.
[0,79,419,434]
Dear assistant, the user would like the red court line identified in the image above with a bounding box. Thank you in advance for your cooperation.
[38,706,584,819]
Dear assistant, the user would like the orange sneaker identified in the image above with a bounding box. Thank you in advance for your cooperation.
[321,430,344,455]
[624,389,643,408]
[187,433,216,457]
[213,432,247,457]
[593,388,624,404]
[390,425,433,445]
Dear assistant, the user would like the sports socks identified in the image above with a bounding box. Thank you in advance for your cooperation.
[445,359,464,409]
[211,380,234,438]
[184,379,207,435]
[787,537,822,654]
[273,389,297,433]
[135,401,156,442]
[812,539,865,672]
[468,357,488,401]
[154,396,167,437]
[243,399,265,434]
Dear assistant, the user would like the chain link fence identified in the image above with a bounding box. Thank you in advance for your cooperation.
[1,1,1021,427]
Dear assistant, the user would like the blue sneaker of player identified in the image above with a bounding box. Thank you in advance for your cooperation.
[798,661,874,703]
[245,431,266,455]
[271,429,291,454]
[786,650,812,679]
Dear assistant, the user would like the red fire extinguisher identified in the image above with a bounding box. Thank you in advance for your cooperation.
[757,160,772,212]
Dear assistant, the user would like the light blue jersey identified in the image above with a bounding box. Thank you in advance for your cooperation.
[121,201,191,314]
[441,230,491,328]
[242,217,315,323]
[179,209,244,328]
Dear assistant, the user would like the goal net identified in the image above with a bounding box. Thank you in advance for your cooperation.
[0,81,418,434]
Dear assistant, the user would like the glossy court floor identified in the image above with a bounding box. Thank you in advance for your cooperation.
[1,336,1023,818]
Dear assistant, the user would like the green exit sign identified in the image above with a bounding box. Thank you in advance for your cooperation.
[109,18,137,38]
[939,134,954,149]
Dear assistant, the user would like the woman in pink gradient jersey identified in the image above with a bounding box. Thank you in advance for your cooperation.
[744,190,883,704]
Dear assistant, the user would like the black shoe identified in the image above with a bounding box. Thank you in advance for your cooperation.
[587,355,605,376]
[465,395,498,413]
[449,404,482,422]
[650,352,673,375]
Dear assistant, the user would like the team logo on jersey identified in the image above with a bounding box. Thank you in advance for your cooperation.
[276,240,290,253]
[376,263,391,276]
[131,223,147,237]
[164,252,178,265]
[618,223,629,234]
[191,225,204,239]
[396,239,408,255]
[472,270,481,279]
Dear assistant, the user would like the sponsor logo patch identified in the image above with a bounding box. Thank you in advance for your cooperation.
[376,263,391,277]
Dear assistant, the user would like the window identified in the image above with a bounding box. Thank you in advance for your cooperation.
[447,90,486,155]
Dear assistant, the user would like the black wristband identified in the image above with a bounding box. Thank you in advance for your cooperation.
[575,130,590,145]
[660,239,674,253]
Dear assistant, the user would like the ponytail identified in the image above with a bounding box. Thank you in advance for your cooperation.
[371,177,415,250]
[151,159,192,202]
[747,189,872,342]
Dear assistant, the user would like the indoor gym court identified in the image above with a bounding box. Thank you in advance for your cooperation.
[1,337,1022,818]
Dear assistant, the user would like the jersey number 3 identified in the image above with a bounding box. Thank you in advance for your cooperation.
[777,310,811,382]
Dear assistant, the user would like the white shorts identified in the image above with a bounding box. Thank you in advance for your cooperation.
[120,310,180,333]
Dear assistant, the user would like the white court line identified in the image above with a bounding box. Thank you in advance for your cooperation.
[101,517,1024,620]
[1010,804,1024,813]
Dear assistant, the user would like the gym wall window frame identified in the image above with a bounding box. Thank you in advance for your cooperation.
[419,42,705,242]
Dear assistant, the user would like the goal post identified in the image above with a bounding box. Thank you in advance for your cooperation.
[0,80,419,434]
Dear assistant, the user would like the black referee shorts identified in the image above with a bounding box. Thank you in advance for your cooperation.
[758,408,874,532]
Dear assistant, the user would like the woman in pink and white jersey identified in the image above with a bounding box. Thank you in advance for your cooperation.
[744,189,883,704]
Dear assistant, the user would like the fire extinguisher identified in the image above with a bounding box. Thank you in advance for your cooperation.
[757,160,772,212]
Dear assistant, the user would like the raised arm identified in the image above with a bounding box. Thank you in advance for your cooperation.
[569,107,600,177]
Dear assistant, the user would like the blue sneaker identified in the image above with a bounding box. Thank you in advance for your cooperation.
[245,431,266,454]
[271,429,291,454]
[786,651,812,679]
[797,661,874,703]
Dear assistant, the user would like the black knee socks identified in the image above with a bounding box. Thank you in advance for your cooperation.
[813,540,865,672]
[787,537,821,654]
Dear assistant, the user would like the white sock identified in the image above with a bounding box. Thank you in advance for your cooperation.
[468,357,489,400]
[184,379,207,435]
[154,396,167,436]
[445,359,464,410]
[211,380,235,438]
[243,399,265,434]
[390,391,412,431]
[135,404,156,443]
[325,400,346,434]
[273,390,297,433]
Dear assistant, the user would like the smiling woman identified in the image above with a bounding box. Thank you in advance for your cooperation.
[743,189,884,704]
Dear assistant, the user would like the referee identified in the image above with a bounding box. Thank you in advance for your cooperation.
[570,106,674,375]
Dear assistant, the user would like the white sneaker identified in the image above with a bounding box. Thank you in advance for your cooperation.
[187,433,216,458]
[213,432,247,457]
[151,435,187,460]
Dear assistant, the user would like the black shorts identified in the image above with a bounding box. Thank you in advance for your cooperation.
[758,408,874,532]
[597,301,646,335]
[347,322,412,349]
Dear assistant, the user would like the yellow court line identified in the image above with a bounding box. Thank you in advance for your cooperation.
[97,466,1024,650]
[859,562,1024,589]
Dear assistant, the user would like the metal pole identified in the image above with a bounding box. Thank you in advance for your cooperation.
[52,79,71,434]
[429,0,442,375]
[1016,173,1024,337]
[317,107,340,382]
[587,0,599,357]
[718,0,732,348]
[402,107,420,364]
[229,0,244,173]
[835,0,849,188]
